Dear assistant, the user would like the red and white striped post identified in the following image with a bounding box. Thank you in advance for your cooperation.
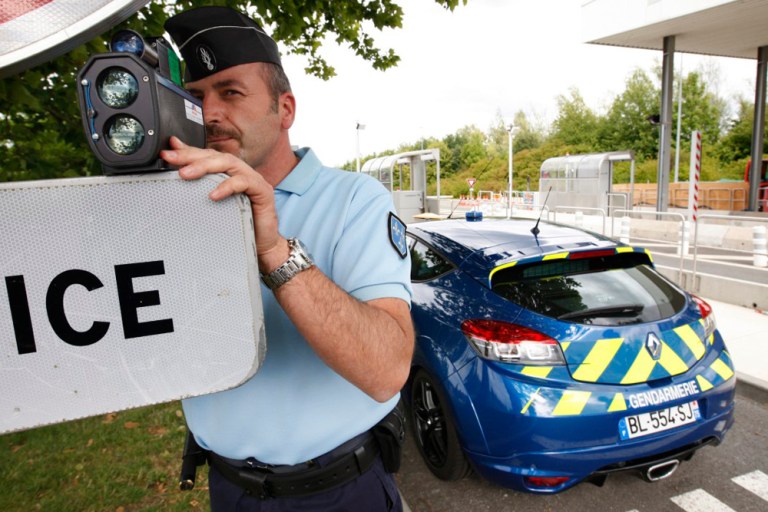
[688,130,702,222]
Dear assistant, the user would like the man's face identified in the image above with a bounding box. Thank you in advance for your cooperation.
[185,63,288,171]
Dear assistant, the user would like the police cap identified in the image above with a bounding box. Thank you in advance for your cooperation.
[164,6,282,82]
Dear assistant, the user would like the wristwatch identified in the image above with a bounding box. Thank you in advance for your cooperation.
[260,238,314,290]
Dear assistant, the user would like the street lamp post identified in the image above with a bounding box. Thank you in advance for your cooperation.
[356,122,366,173]
[506,124,519,219]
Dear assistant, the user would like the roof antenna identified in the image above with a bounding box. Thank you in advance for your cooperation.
[447,198,461,219]
[531,186,552,237]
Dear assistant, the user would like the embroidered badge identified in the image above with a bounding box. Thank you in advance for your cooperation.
[388,212,408,259]
[196,44,217,72]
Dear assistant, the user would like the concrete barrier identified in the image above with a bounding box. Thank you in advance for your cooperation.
[657,266,767,311]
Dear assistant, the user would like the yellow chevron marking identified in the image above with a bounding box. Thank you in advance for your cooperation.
[520,388,541,415]
[543,252,569,261]
[711,359,734,381]
[621,345,656,384]
[607,393,627,412]
[521,366,553,379]
[697,374,714,391]
[616,247,634,253]
[657,340,690,376]
[489,261,517,283]
[552,390,592,416]
[644,248,654,262]
[561,341,571,352]
[572,338,624,382]
[674,324,706,360]
[709,333,714,345]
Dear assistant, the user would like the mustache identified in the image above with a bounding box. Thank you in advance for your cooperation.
[206,125,238,140]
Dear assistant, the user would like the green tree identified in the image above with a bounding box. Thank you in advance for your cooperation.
[550,88,599,148]
[715,98,767,162]
[457,125,487,169]
[598,68,659,159]
[0,0,467,181]
[442,124,487,173]
[511,110,545,152]
[675,70,725,151]
[485,111,509,160]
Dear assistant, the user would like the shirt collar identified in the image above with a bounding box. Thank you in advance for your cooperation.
[275,147,321,195]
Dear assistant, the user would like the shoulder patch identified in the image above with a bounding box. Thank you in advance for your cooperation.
[388,212,408,259]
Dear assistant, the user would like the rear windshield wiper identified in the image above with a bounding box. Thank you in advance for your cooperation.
[557,304,644,321]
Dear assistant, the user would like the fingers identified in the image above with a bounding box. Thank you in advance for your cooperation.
[161,136,260,200]
[208,174,253,201]
[162,137,231,177]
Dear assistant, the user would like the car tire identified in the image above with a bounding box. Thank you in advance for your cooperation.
[409,368,472,481]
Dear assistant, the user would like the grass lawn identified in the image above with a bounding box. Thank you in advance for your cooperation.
[1,402,210,511]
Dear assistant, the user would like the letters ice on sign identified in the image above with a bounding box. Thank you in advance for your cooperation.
[0,172,265,434]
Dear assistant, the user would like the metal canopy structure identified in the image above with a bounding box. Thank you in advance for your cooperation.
[539,150,636,213]
[583,0,768,212]
[361,149,441,222]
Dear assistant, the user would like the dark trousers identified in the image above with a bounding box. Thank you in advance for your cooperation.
[208,455,403,512]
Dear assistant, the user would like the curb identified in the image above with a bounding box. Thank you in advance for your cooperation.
[735,372,768,405]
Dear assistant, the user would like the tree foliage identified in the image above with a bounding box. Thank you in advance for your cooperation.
[0,0,467,181]
[676,71,724,148]
[715,97,767,162]
[550,88,599,148]
[346,62,750,197]
[598,68,659,159]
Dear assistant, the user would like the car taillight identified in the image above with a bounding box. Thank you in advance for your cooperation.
[691,295,716,338]
[461,319,565,364]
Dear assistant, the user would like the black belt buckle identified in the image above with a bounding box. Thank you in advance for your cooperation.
[239,469,270,500]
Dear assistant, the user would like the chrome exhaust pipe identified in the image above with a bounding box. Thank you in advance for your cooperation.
[645,460,680,482]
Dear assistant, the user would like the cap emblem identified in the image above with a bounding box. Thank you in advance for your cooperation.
[196,44,216,72]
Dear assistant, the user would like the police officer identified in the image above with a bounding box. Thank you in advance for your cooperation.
[161,6,414,512]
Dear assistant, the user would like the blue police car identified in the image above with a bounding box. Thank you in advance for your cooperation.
[405,217,735,493]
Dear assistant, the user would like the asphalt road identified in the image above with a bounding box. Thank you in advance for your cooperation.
[396,393,768,512]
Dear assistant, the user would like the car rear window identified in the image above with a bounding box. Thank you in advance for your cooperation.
[491,252,686,325]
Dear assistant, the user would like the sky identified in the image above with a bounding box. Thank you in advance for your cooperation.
[276,0,759,168]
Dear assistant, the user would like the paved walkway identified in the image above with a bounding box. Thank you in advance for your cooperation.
[705,297,768,394]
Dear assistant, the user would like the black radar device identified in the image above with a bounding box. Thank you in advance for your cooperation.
[77,30,206,175]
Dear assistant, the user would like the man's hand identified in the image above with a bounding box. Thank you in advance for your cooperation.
[161,136,289,272]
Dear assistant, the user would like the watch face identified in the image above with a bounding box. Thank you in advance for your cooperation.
[294,239,313,261]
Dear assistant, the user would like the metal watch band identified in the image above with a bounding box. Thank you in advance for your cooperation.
[260,238,314,290]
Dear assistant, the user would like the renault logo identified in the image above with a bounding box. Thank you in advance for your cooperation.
[646,333,663,360]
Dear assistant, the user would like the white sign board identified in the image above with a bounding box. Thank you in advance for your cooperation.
[0,172,265,434]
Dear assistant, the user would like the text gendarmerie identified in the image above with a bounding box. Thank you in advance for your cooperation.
[628,380,700,409]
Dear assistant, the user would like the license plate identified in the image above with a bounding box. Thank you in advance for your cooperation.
[619,401,701,440]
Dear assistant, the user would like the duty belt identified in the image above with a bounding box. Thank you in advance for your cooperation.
[207,435,381,499]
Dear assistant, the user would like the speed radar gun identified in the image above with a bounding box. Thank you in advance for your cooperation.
[0,30,265,435]
[76,29,205,174]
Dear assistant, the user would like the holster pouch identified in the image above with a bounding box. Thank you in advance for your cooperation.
[179,428,208,490]
[372,401,406,473]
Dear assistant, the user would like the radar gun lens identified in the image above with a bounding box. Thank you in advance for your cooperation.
[104,115,145,155]
[96,67,139,108]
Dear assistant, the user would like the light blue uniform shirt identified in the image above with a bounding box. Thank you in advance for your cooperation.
[182,148,412,464]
